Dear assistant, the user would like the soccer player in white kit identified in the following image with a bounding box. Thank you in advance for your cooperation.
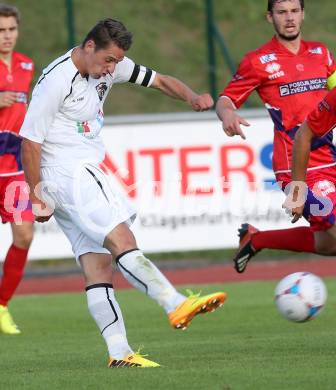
[20,19,227,368]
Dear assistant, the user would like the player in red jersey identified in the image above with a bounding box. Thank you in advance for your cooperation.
[0,4,34,334]
[284,87,336,241]
[216,0,336,273]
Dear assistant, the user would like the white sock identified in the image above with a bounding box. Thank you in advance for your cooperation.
[116,249,186,313]
[86,283,133,359]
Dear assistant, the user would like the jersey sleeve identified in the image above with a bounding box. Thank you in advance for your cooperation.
[20,73,65,143]
[113,56,156,87]
[306,88,336,137]
[219,54,261,109]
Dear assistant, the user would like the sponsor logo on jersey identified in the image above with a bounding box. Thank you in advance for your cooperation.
[265,62,285,80]
[95,82,108,101]
[20,62,33,70]
[309,47,323,55]
[71,96,84,103]
[259,53,277,64]
[266,63,281,73]
[279,78,327,96]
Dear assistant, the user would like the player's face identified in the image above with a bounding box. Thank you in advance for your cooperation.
[85,41,125,79]
[267,0,304,41]
[0,16,18,55]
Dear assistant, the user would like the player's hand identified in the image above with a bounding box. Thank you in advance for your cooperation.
[282,202,304,223]
[31,198,54,223]
[0,91,17,108]
[282,183,306,223]
[222,110,250,140]
[190,93,214,111]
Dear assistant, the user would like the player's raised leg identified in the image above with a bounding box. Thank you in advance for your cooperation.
[104,223,227,330]
[233,224,316,273]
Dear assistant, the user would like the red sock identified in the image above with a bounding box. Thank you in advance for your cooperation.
[0,244,29,306]
[251,227,316,253]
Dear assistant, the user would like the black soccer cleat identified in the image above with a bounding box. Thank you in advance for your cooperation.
[233,223,259,273]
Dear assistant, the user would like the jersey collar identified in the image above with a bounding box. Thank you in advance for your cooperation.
[271,35,306,56]
[0,51,19,71]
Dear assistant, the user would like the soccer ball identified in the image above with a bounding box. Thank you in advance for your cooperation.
[274,272,327,322]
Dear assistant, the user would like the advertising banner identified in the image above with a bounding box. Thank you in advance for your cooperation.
[0,111,305,260]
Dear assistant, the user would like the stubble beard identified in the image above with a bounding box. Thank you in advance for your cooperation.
[277,31,301,41]
[274,22,301,42]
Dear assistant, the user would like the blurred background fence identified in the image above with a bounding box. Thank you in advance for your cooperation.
[6,0,336,115]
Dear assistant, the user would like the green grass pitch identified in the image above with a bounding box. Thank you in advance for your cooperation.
[1,280,336,390]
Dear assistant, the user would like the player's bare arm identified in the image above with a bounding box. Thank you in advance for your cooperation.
[0,91,17,108]
[150,73,213,111]
[216,96,250,140]
[283,121,314,223]
[21,138,53,222]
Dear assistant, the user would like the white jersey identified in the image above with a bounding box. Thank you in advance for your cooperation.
[20,48,156,168]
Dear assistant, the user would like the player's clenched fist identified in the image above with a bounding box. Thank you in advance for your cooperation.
[31,198,54,223]
[190,93,214,111]
[0,91,17,108]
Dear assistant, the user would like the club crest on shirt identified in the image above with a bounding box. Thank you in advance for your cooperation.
[296,64,304,72]
[95,82,107,101]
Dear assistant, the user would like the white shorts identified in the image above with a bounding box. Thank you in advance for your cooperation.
[41,163,136,261]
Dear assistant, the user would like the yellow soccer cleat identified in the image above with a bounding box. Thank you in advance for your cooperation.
[0,305,21,335]
[168,290,227,330]
[108,352,160,368]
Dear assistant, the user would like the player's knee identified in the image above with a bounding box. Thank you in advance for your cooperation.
[315,240,336,255]
[93,263,112,280]
[107,240,137,259]
[104,228,137,257]
[13,230,33,249]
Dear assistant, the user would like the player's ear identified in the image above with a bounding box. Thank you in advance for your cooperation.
[266,11,273,24]
[84,39,95,53]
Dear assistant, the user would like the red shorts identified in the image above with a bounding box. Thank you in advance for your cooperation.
[0,173,34,224]
[276,167,336,232]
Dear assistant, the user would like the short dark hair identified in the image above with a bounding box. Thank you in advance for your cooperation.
[268,0,304,13]
[0,3,20,23]
[82,18,133,51]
